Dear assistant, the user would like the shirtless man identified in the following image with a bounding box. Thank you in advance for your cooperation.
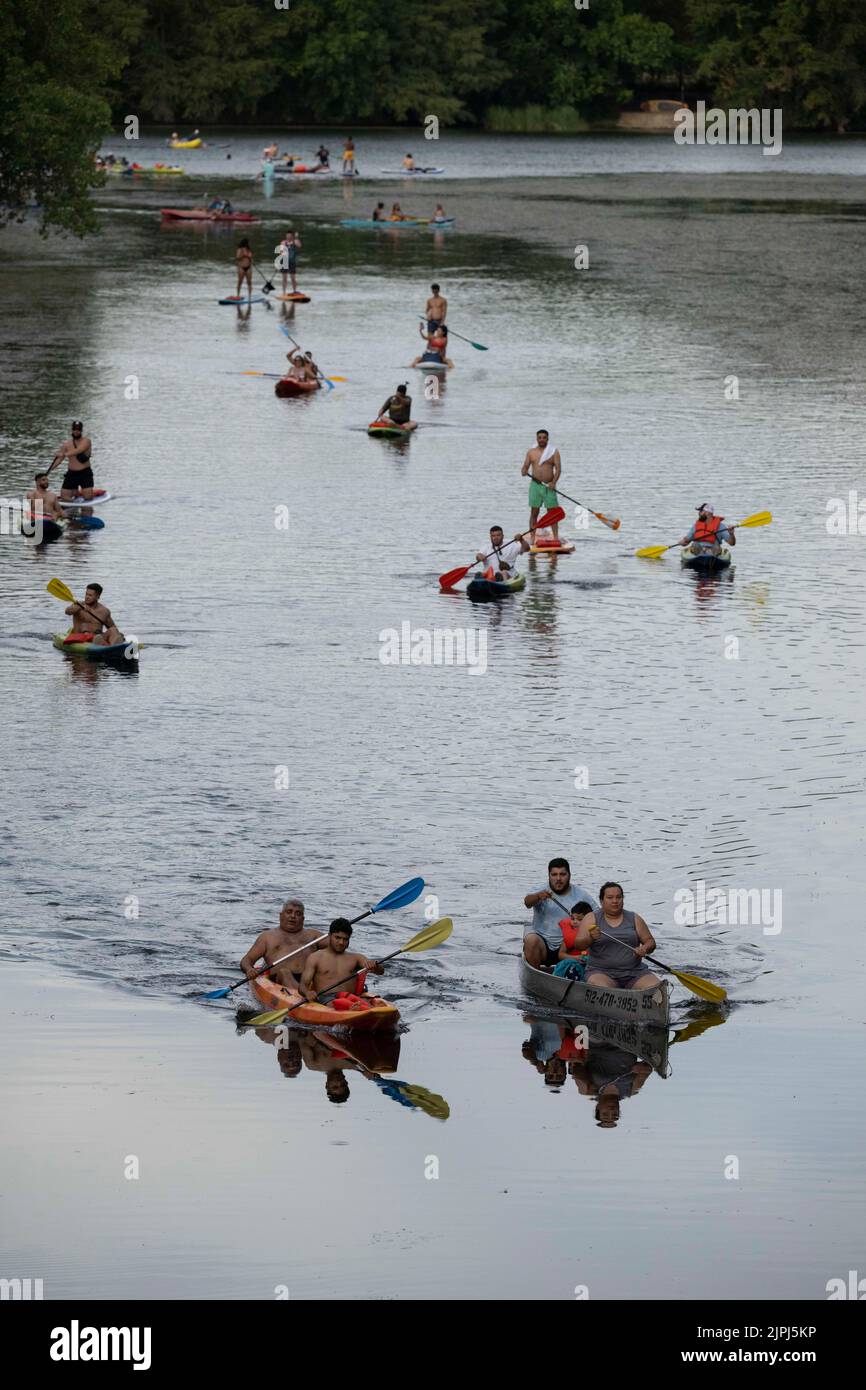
[27,473,65,523]
[402,153,416,171]
[521,429,561,542]
[63,583,125,647]
[239,899,324,992]
[425,283,447,333]
[49,420,94,501]
[299,919,383,1003]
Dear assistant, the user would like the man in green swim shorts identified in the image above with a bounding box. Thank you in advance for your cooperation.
[521,429,562,542]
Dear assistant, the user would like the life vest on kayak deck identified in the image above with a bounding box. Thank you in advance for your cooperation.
[559,918,590,958]
[482,566,495,580]
[694,514,723,544]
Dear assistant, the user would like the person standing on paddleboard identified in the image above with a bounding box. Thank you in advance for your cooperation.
[234,238,253,298]
[274,228,302,295]
[239,899,324,992]
[342,136,356,175]
[523,858,599,970]
[425,283,448,333]
[63,583,124,647]
[521,429,562,543]
[48,420,95,500]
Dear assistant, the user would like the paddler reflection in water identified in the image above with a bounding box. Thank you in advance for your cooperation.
[240,898,323,992]
[678,501,736,558]
[300,919,384,1004]
[64,583,125,647]
[523,858,599,969]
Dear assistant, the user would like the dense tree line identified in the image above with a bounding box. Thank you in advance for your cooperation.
[3,0,865,233]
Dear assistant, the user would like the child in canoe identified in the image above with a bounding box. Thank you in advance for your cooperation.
[552,902,594,980]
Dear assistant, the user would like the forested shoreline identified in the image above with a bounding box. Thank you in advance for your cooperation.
[3,0,866,233]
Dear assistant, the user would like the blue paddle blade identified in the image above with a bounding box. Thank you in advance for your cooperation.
[201,983,234,999]
[373,876,425,912]
[68,515,105,530]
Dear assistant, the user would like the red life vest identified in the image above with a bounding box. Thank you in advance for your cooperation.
[694,514,723,544]
[559,918,590,958]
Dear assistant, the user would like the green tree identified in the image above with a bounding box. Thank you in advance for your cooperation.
[0,0,142,235]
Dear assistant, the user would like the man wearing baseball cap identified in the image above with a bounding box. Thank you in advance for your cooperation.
[48,420,95,500]
[678,502,736,557]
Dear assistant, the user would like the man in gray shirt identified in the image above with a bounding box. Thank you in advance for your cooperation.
[523,857,599,969]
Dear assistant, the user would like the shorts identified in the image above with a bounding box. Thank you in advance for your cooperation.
[585,966,652,988]
[528,478,558,510]
[427,318,443,334]
[63,468,94,491]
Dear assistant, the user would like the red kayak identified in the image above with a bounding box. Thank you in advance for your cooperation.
[275,377,321,398]
[160,208,261,224]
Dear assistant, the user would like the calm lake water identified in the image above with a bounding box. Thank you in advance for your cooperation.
[1,130,864,1300]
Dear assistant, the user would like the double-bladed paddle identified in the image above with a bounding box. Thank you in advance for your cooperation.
[635,510,772,560]
[438,506,565,592]
[546,893,727,1004]
[312,1032,450,1120]
[200,876,426,1000]
[45,578,143,651]
[416,316,487,351]
[244,917,453,1027]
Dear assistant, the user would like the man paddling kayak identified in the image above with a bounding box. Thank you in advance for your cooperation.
[678,502,736,557]
[521,430,562,543]
[63,583,124,647]
[475,525,529,581]
[523,859,599,969]
[376,383,417,430]
[240,899,323,991]
[571,883,662,992]
[299,920,384,1003]
[48,420,95,500]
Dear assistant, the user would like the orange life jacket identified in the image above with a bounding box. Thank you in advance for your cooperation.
[694,514,723,544]
[559,918,590,958]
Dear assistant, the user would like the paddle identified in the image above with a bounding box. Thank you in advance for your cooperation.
[200,876,426,1000]
[530,479,620,532]
[547,894,727,1004]
[438,506,565,592]
[417,316,487,351]
[312,1032,450,1119]
[253,260,276,297]
[244,917,453,1027]
[635,510,772,560]
[279,327,344,385]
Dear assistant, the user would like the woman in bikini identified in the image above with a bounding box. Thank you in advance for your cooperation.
[411,323,453,369]
[235,238,253,298]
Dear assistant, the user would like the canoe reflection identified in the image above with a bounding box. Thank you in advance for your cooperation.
[522,1012,670,1126]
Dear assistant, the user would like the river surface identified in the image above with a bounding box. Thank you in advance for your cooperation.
[1,132,864,1300]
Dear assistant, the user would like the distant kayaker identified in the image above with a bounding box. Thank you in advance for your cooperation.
[342,136,356,175]
[425,283,448,332]
[572,883,662,992]
[403,153,416,170]
[274,229,301,295]
[299,919,384,1003]
[376,383,417,430]
[431,204,448,224]
[475,525,529,581]
[521,430,562,543]
[240,899,323,992]
[27,473,65,523]
[678,502,736,557]
[523,859,599,970]
[303,350,322,382]
[285,352,319,387]
[48,420,95,501]
[235,238,254,298]
[263,141,278,159]
[411,323,453,368]
[63,583,124,648]
[390,202,410,222]
[372,202,386,221]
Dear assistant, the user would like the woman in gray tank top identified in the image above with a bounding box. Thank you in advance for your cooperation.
[581,882,662,990]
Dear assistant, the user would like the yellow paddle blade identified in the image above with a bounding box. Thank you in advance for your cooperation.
[671,1013,728,1045]
[737,510,772,528]
[400,917,452,953]
[393,1083,450,1120]
[47,577,75,602]
[244,1006,289,1027]
[668,968,727,1003]
[635,544,672,560]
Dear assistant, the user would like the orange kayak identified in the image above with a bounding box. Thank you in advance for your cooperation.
[252,974,400,1032]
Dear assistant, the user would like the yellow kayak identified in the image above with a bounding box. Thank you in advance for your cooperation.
[169,138,202,149]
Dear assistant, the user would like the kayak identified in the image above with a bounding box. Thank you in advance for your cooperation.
[219,295,267,305]
[340,218,454,229]
[22,515,64,542]
[105,165,184,175]
[520,957,671,1028]
[275,377,321,397]
[681,546,732,575]
[52,633,139,663]
[367,420,415,438]
[161,208,260,223]
[252,974,400,1032]
[274,293,311,302]
[381,167,444,175]
[273,165,334,176]
[57,489,112,508]
[466,573,526,602]
[169,138,201,149]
